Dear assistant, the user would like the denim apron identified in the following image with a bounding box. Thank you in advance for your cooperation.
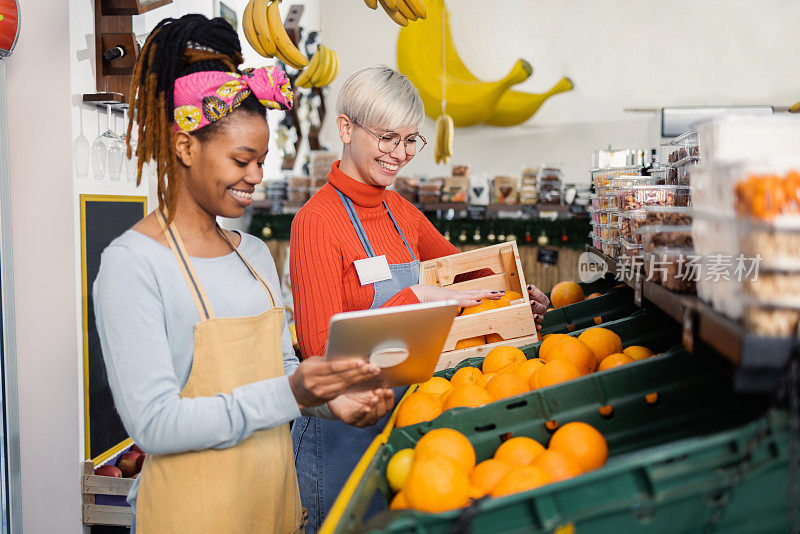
[292,189,419,533]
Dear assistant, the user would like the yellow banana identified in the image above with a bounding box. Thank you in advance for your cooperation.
[319,48,340,87]
[294,46,323,88]
[251,0,277,57]
[395,0,418,21]
[434,113,453,164]
[242,0,270,57]
[266,0,309,69]
[434,113,444,164]
[790,99,800,113]
[364,0,378,9]
[404,0,426,19]
[309,46,331,86]
[382,0,398,9]
[379,0,409,26]
[486,77,574,127]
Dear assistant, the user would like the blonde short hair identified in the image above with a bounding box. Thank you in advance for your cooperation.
[336,65,424,131]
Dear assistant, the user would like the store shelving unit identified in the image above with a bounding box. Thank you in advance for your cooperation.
[587,245,798,392]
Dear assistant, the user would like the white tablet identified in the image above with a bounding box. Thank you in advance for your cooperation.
[325,300,459,390]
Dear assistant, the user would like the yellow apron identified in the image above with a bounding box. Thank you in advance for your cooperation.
[135,212,304,533]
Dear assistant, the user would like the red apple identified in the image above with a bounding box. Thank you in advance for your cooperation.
[95,465,122,478]
[117,451,142,478]
[135,453,146,474]
[131,444,145,455]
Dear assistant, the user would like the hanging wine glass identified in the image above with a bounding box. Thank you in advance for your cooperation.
[73,106,90,180]
[92,104,120,181]
[123,107,139,184]
[107,107,126,182]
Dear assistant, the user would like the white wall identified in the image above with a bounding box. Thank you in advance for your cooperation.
[320,0,800,183]
[4,1,82,532]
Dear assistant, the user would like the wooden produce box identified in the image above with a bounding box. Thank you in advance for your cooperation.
[419,241,539,371]
[81,459,134,526]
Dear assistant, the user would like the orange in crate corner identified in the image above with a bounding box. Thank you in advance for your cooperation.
[455,335,487,349]
[550,281,585,308]
[395,392,443,428]
[417,376,454,397]
[538,333,572,360]
[389,492,409,510]
[493,436,545,467]
[485,332,504,343]
[474,372,497,388]
[415,428,476,473]
[577,327,623,365]
[494,290,524,307]
[404,454,471,513]
[482,346,527,374]
[587,292,602,299]
[540,336,596,375]
[598,353,635,371]
[623,345,653,361]
[470,458,513,497]
[443,384,493,410]
[516,358,545,383]
[548,421,608,471]
[490,465,551,497]
[532,449,583,482]
[459,299,498,316]
[485,373,529,401]
[534,360,582,389]
[450,366,483,387]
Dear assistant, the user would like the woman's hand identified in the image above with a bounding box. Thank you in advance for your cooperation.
[329,389,395,428]
[527,284,550,331]
[409,285,504,308]
[289,356,380,410]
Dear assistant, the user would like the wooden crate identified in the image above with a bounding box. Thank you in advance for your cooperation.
[81,459,134,527]
[419,241,539,370]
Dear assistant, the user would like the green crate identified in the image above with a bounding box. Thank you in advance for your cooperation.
[329,345,783,534]
[539,285,636,336]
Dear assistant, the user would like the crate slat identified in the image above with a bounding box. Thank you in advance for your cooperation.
[83,504,134,526]
[83,474,134,495]
[435,335,540,371]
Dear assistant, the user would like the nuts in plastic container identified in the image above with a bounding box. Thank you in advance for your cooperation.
[618,210,645,241]
[619,238,643,262]
[739,219,800,270]
[743,271,800,303]
[600,224,619,241]
[590,233,602,249]
[591,223,601,238]
[590,165,642,188]
[672,157,700,186]
[734,169,800,220]
[608,175,656,190]
[667,131,699,164]
[601,238,619,258]
[743,299,800,337]
[647,168,668,186]
[637,225,694,253]
[643,206,693,226]
[617,185,691,211]
[643,247,698,293]
[590,196,602,211]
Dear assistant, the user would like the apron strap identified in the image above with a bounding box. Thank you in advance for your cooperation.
[333,187,416,262]
[157,210,215,321]
[217,227,277,308]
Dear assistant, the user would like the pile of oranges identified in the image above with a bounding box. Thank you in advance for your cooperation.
[395,329,659,428]
[454,290,525,349]
[387,423,608,513]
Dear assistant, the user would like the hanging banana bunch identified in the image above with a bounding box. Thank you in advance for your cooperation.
[365,0,427,27]
[434,113,453,165]
[242,0,309,69]
[294,45,340,88]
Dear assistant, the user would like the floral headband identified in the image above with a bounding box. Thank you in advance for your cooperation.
[173,66,293,132]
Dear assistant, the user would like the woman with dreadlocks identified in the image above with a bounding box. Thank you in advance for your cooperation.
[93,14,393,533]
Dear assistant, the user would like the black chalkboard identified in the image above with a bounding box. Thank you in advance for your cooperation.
[81,195,147,460]
[537,248,559,265]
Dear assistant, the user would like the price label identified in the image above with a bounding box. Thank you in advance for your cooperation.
[467,205,487,220]
[539,211,558,221]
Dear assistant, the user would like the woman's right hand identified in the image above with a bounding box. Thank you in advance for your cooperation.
[289,357,380,410]
[409,285,504,309]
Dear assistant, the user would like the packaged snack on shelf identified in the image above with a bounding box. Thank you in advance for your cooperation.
[590,232,601,249]
[591,222,601,238]
[287,176,311,204]
[608,209,620,226]
[667,130,699,164]
[671,157,700,186]
[743,270,800,304]
[618,185,691,211]
[600,191,617,210]
[393,176,419,203]
[619,237,643,262]
[609,175,656,190]
[451,164,472,178]
[492,176,519,204]
[643,247,698,293]
[743,298,800,337]
[637,225,694,253]
[697,115,800,164]
[600,224,619,241]
[618,209,646,241]
[596,209,610,225]
[590,165,642,188]
[734,168,800,220]
[590,195,602,211]
[738,218,800,270]
[601,237,619,257]
[643,206,693,226]
[520,167,537,188]
[648,167,669,185]
[536,166,562,204]
[518,186,538,205]
[441,175,468,203]
[308,150,339,180]
[418,177,444,204]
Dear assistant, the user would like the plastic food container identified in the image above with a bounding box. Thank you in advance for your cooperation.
[743,298,800,337]
[590,196,602,211]
[600,224,619,241]
[589,233,602,249]
[667,130,699,164]
[619,238,643,262]
[672,157,700,186]
[617,185,691,211]
[743,270,800,304]
[643,247,698,293]
[598,193,616,211]
[643,206,693,227]
[618,210,645,241]
[591,223,601,238]
[738,218,800,270]
[590,165,643,188]
[589,208,601,225]
[638,225,694,253]
[647,167,669,185]
[601,237,619,258]
[608,175,656,190]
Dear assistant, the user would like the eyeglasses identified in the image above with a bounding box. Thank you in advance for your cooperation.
[351,119,427,157]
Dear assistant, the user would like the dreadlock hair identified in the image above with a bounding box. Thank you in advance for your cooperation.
[126,14,268,222]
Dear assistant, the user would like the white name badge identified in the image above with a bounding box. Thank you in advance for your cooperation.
[354,255,392,286]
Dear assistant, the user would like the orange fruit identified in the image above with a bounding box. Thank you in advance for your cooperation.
[450,366,483,387]
[532,449,583,482]
[550,281,585,308]
[494,290,524,307]
[587,292,602,299]
[516,358,545,383]
[469,459,513,497]
[418,376,454,398]
[540,336,596,375]
[485,373,529,401]
[474,373,497,389]
[545,420,559,431]
[623,345,653,361]
[404,454,471,513]
[389,491,408,510]
[493,436,545,467]
[577,327,623,365]
[482,346,527,374]
[598,405,613,417]
[440,388,453,405]
[646,392,659,404]
[460,299,498,316]
[485,333,504,343]
[414,428,476,473]
[395,392,443,428]
[549,422,608,471]
[534,359,582,389]
[490,465,551,497]
[455,335,487,350]
[597,353,635,371]
[443,384,493,411]
[538,334,572,360]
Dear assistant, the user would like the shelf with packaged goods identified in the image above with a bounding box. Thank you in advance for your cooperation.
[586,245,798,393]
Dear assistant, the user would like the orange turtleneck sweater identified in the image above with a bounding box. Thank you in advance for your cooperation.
[290,161,462,359]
